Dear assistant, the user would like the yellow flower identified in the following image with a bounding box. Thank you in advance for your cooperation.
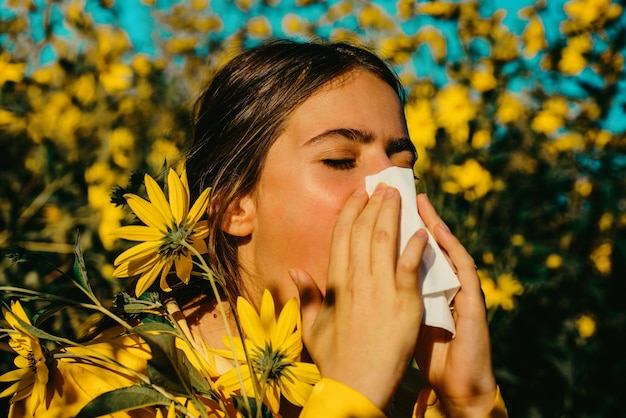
[442,159,493,201]
[0,52,26,86]
[496,92,526,124]
[434,84,476,144]
[215,290,320,414]
[546,253,563,269]
[0,301,49,410]
[406,99,437,149]
[112,168,211,296]
[478,271,523,311]
[575,314,596,339]
[522,16,547,58]
[590,242,612,275]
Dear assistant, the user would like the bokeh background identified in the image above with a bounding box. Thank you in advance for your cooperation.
[1,0,625,417]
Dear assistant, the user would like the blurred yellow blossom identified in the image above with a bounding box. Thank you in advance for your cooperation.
[95,26,130,60]
[327,0,354,21]
[575,314,596,338]
[442,158,493,200]
[377,34,414,64]
[575,178,593,197]
[496,92,525,124]
[491,25,519,62]
[99,63,133,93]
[546,253,563,269]
[478,270,524,310]
[416,1,458,18]
[71,73,97,105]
[194,15,223,33]
[470,60,497,92]
[482,251,495,264]
[590,242,612,274]
[0,52,26,85]
[66,1,93,28]
[131,54,152,77]
[591,129,613,149]
[148,139,181,172]
[406,99,437,149]
[165,35,198,55]
[522,16,547,58]
[598,212,613,231]
[358,4,394,30]
[0,109,25,134]
[563,0,622,32]
[247,16,272,38]
[109,127,136,169]
[547,132,585,154]
[511,234,525,246]
[559,34,593,75]
[282,14,311,36]
[416,27,447,62]
[397,0,415,19]
[434,84,475,144]
[191,0,208,10]
[31,63,65,87]
[471,129,491,149]
[531,97,570,135]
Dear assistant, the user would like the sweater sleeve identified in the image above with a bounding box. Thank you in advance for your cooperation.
[300,378,386,418]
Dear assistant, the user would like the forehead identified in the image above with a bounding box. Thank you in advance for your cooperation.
[281,70,406,137]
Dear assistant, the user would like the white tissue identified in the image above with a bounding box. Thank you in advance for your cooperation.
[365,166,460,336]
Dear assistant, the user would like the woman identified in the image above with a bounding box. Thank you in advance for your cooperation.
[180,39,505,416]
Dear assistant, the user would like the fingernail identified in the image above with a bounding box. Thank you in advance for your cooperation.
[439,222,451,233]
[288,269,299,286]
[353,188,366,197]
[416,229,428,238]
[373,182,386,194]
[383,186,396,198]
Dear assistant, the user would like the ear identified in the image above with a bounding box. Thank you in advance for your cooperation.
[222,194,256,237]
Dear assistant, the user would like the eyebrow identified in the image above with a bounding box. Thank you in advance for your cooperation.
[304,127,418,164]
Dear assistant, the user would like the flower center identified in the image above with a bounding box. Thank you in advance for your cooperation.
[158,222,192,260]
[251,343,291,381]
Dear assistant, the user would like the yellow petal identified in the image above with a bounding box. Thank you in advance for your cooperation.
[144,174,173,223]
[187,186,211,225]
[174,255,193,283]
[0,374,34,399]
[290,362,321,384]
[113,241,160,266]
[125,194,168,230]
[168,168,189,225]
[281,376,314,407]
[159,263,173,292]
[273,297,298,348]
[111,225,164,241]
[260,290,276,336]
[135,259,169,296]
[215,366,251,394]
[237,297,266,347]
[215,336,246,360]
[192,234,209,255]
[0,367,29,383]
[264,381,281,414]
[278,331,302,360]
[191,220,210,239]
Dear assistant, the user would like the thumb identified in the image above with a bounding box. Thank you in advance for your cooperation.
[288,268,323,342]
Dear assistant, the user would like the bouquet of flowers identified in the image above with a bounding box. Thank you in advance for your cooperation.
[0,165,320,418]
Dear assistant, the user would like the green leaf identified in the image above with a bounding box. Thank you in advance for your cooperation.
[232,395,272,418]
[76,386,171,417]
[72,232,94,297]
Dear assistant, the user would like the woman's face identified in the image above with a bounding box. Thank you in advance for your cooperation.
[238,70,416,306]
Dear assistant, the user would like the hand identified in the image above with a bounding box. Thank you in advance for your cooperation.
[414,194,497,417]
[289,185,429,410]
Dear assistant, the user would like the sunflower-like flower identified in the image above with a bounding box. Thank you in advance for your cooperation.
[0,300,50,411]
[215,290,320,414]
[112,167,211,296]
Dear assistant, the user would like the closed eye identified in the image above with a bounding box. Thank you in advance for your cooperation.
[322,158,356,170]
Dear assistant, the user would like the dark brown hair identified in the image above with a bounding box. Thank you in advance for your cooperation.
[177,39,404,307]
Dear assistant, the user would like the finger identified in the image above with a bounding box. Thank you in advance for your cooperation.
[370,186,401,280]
[328,188,369,283]
[288,268,323,344]
[432,224,484,315]
[416,193,448,235]
[349,183,386,276]
[396,229,428,294]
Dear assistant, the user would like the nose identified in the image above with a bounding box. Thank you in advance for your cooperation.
[365,152,395,177]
